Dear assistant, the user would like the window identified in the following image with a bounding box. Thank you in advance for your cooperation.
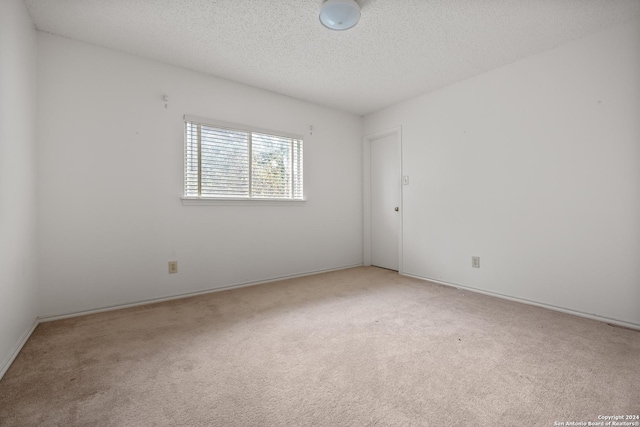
[184,116,303,200]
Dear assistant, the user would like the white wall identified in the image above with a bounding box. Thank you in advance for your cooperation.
[364,19,640,326]
[37,33,363,317]
[0,0,39,374]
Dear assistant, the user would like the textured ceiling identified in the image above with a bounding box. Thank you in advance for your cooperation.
[24,0,640,116]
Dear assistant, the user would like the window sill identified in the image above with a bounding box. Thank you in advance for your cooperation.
[181,197,306,206]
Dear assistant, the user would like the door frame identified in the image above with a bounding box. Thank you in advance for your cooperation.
[363,127,403,272]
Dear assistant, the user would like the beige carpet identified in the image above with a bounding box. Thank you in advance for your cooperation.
[1,267,638,426]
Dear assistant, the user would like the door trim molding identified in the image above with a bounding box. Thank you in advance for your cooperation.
[363,127,403,272]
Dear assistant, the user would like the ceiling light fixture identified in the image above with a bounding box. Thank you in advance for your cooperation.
[319,0,361,31]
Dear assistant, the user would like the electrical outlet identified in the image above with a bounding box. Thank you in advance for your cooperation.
[472,256,480,268]
[168,261,178,274]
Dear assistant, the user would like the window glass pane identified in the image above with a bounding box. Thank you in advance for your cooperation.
[200,126,249,197]
[293,139,303,199]
[185,122,199,197]
[251,133,291,198]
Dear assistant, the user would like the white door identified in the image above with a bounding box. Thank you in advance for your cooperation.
[370,133,401,271]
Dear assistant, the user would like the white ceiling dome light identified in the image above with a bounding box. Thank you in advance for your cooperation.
[319,0,361,31]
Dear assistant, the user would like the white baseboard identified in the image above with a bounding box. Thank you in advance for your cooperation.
[0,319,39,381]
[401,272,640,331]
[38,264,364,323]
[1,265,363,380]
[16,264,634,383]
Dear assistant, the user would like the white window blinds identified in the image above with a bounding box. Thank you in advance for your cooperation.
[185,116,303,200]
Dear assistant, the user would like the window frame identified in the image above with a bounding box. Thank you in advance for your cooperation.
[182,115,305,205]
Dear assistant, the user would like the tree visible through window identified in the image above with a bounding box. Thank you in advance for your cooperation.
[184,117,303,200]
